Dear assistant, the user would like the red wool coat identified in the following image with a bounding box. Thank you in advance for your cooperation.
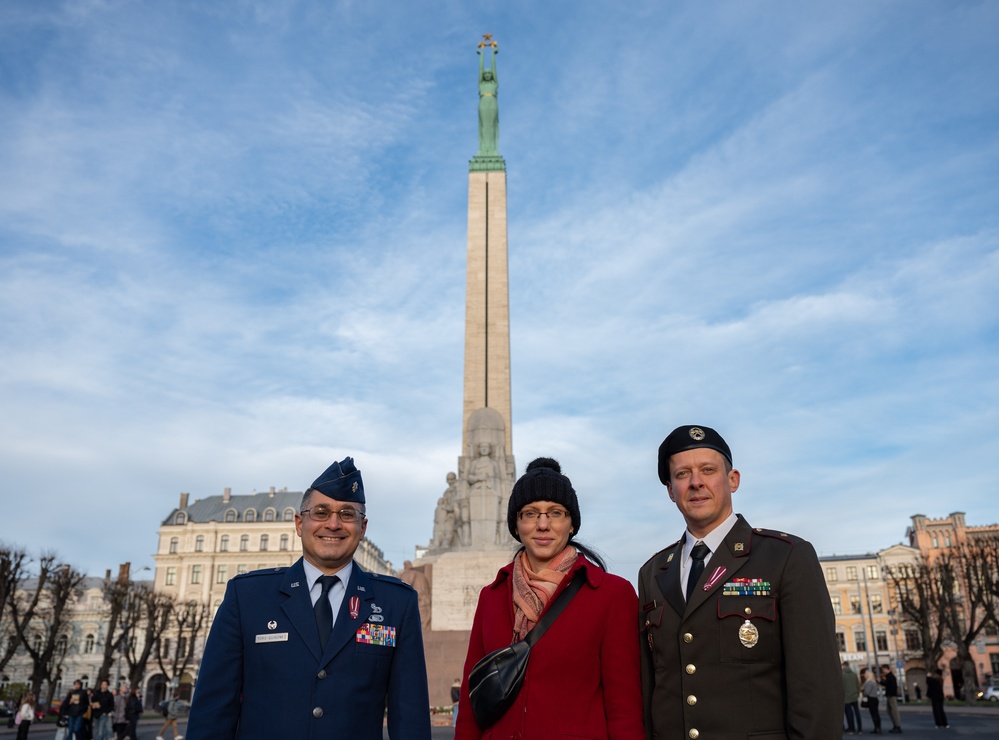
[455,556,645,740]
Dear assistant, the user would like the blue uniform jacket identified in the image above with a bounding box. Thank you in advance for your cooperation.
[186,558,431,740]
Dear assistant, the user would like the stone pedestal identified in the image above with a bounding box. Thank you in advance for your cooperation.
[426,550,514,630]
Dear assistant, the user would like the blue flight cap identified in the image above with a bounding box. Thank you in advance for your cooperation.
[310,457,365,504]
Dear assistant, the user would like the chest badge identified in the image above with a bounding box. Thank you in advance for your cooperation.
[739,620,759,648]
[267,620,277,630]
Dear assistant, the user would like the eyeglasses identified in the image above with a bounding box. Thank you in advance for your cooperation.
[300,506,365,523]
[517,508,569,522]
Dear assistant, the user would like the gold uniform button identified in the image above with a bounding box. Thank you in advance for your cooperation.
[683,632,694,643]
[744,606,752,615]
[689,729,699,739]
[685,664,696,674]
[687,695,697,705]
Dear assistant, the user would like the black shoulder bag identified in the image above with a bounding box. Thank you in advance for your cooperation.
[467,569,586,729]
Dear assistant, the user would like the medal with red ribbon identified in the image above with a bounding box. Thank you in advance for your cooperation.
[349,596,360,620]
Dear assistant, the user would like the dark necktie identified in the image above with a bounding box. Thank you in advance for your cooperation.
[314,574,340,651]
[686,542,710,601]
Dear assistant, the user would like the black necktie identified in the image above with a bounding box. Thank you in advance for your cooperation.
[686,542,710,601]
[314,574,339,650]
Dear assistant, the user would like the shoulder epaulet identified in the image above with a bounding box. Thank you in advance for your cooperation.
[369,572,415,591]
[752,527,805,545]
[234,566,289,579]
[640,538,682,570]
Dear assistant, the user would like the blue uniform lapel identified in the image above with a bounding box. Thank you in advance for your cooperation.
[278,559,324,660]
[321,563,373,664]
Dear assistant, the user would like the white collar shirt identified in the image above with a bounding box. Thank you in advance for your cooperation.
[302,558,353,628]
[681,511,738,599]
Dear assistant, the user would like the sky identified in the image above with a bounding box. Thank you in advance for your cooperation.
[1,0,997,583]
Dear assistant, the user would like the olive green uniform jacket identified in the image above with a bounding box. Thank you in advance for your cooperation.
[638,515,842,740]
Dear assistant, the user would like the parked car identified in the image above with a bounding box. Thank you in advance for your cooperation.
[977,686,999,702]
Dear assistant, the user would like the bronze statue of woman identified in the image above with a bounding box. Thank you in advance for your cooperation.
[477,39,499,156]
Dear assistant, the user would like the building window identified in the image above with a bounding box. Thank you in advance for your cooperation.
[225,509,236,523]
[245,509,256,523]
[280,534,289,551]
[855,631,867,652]
[866,565,879,580]
[32,634,42,653]
[80,675,90,689]
[174,512,187,525]
[932,536,939,548]
[169,537,179,554]
[283,508,295,521]
[850,597,862,614]
[905,629,921,651]
[871,594,883,613]
[944,534,951,547]
[836,632,846,651]
[220,535,229,552]
[178,636,187,656]
[84,634,95,654]
[831,596,842,615]
[237,564,248,575]
[991,654,999,677]
[195,535,204,552]
[875,630,889,651]
[216,565,227,584]
[191,564,203,585]
[264,508,275,522]
[825,567,838,582]
[57,635,68,655]
[240,534,249,551]
[260,535,269,551]
[846,566,858,581]
[165,567,176,586]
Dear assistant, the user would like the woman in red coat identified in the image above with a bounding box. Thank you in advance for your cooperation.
[455,457,645,740]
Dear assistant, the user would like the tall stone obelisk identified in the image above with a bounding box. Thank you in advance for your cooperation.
[402,35,518,706]
[463,33,513,459]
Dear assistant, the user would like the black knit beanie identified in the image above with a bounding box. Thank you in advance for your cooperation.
[507,457,581,541]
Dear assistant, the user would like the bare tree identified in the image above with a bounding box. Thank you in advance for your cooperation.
[885,559,948,670]
[940,538,999,703]
[155,599,211,693]
[0,543,31,672]
[123,584,174,691]
[95,563,133,685]
[9,557,86,698]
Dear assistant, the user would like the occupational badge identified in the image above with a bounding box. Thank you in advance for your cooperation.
[739,619,759,648]
[267,620,277,630]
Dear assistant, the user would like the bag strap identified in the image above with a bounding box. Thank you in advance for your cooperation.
[523,568,586,647]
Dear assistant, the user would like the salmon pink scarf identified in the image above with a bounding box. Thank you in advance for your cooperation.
[511,545,578,642]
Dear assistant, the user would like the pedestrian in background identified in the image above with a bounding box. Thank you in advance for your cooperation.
[880,664,902,733]
[15,691,35,740]
[843,662,862,735]
[926,668,949,728]
[861,667,882,734]
[155,690,183,740]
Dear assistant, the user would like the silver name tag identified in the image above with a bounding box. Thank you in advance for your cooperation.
[255,632,289,643]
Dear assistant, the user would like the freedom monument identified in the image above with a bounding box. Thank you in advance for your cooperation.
[400,35,519,703]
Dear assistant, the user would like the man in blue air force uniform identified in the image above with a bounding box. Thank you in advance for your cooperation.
[186,457,431,740]
[638,426,842,740]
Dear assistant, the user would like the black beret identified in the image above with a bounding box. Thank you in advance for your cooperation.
[507,457,581,541]
[657,425,732,485]
[310,457,365,504]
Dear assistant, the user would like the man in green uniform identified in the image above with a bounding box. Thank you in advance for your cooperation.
[639,425,842,739]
